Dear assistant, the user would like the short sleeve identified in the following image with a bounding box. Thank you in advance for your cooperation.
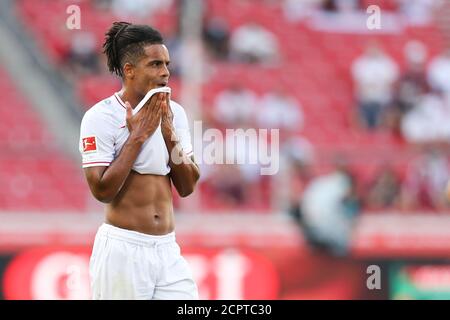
[79,109,116,168]
[171,101,194,157]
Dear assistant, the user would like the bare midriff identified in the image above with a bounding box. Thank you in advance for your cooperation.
[105,170,174,235]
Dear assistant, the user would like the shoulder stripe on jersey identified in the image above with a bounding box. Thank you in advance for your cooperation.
[114,93,127,109]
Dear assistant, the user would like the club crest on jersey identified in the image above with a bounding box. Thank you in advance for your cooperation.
[82,136,97,153]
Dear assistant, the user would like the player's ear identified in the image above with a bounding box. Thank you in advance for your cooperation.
[123,62,135,80]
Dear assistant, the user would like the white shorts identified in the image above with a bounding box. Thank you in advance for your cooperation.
[89,223,198,300]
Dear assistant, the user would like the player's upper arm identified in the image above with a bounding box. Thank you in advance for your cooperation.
[79,108,116,196]
[79,108,116,168]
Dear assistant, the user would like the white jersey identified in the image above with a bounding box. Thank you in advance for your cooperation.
[79,92,193,175]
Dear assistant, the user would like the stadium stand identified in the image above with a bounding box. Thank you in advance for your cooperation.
[0,67,88,211]
[11,0,450,213]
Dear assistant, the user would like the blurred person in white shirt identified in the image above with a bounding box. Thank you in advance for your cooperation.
[257,86,304,133]
[401,92,450,143]
[213,84,257,127]
[229,22,280,64]
[300,158,361,256]
[427,48,450,95]
[352,41,399,130]
[65,31,100,77]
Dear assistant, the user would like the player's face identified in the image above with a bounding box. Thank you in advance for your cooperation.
[132,44,171,96]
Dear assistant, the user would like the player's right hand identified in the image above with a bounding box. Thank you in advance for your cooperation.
[125,92,165,143]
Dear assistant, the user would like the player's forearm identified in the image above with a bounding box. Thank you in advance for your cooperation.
[170,161,200,197]
[164,137,200,197]
[95,135,144,202]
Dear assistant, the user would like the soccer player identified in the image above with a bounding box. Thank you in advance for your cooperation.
[79,22,200,300]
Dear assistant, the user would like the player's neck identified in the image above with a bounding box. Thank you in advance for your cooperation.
[117,88,142,110]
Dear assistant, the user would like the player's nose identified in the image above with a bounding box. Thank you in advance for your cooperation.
[160,64,170,78]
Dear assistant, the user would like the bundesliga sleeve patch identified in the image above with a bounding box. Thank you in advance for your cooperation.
[82,136,97,153]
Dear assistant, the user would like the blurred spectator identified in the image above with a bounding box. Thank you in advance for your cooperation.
[206,164,247,207]
[204,127,264,209]
[386,41,429,136]
[256,86,304,133]
[64,31,99,77]
[427,48,450,95]
[202,17,230,60]
[300,158,361,256]
[401,146,450,211]
[196,115,259,209]
[352,42,399,130]
[213,84,257,127]
[229,22,280,64]
[365,166,402,210]
[397,41,429,113]
[224,124,262,190]
[401,92,450,143]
